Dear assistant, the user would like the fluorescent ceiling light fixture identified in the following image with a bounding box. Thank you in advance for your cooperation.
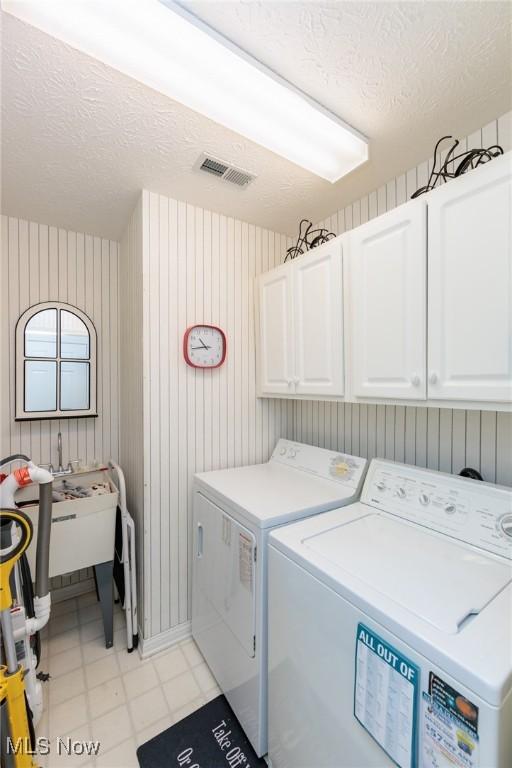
[4,0,368,182]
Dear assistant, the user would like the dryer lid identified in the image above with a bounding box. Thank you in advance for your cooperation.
[195,462,360,529]
[303,513,512,634]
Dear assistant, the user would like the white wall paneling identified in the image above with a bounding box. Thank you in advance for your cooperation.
[119,198,145,630]
[0,215,120,590]
[293,111,512,486]
[121,193,294,641]
[292,401,511,486]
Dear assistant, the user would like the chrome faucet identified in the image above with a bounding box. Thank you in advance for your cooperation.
[57,431,64,473]
[53,432,73,476]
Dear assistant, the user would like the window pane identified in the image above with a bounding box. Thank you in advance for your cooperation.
[25,360,57,411]
[61,310,90,359]
[60,361,90,410]
[25,309,57,357]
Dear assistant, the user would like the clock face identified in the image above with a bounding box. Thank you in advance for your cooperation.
[184,325,226,368]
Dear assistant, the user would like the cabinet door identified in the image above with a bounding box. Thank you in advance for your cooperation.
[293,240,344,396]
[428,154,512,402]
[258,264,294,395]
[348,199,427,400]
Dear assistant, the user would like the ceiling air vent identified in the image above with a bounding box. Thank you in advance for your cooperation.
[200,157,228,177]
[195,153,256,189]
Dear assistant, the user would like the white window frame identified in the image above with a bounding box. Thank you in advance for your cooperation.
[16,301,97,420]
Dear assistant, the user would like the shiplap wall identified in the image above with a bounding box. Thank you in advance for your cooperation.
[0,215,120,589]
[119,197,145,628]
[293,110,512,486]
[123,192,294,640]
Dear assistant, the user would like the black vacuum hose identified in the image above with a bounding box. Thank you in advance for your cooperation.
[0,454,31,468]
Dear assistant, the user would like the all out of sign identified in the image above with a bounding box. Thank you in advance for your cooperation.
[357,627,417,682]
[354,623,419,768]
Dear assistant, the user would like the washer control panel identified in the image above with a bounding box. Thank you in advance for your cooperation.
[271,440,367,490]
[363,460,512,560]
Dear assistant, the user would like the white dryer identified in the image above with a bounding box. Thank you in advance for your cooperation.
[192,439,367,757]
[268,459,512,768]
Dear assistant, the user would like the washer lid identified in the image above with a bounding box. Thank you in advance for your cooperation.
[303,513,512,634]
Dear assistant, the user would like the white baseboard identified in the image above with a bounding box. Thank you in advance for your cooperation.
[52,578,95,604]
[139,621,192,658]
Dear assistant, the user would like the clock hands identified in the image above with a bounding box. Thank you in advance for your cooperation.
[191,337,211,351]
[185,326,224,368]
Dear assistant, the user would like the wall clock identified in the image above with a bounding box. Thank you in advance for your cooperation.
[184,325,227,369]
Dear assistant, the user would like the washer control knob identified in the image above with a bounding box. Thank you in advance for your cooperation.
[288,449,296,458]
[444,503,456,515]
[499,513,512,539]
[376,481,386,491]
[396,487,406,499]
[419,492,430,506]
[279,447,287,456]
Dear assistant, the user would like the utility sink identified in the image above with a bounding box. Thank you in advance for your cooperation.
[16,468,118,578]
[15,468,119,648]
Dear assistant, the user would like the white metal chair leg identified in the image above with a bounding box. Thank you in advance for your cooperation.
[108,461,138,652]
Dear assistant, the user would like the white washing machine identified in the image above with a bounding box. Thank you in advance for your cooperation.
[268,459,512,768]
[192,439,368,757]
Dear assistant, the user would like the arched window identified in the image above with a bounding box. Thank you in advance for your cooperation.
[16,302,97,420]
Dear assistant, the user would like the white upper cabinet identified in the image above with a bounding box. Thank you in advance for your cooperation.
[256,238,344,398]
[294,241,344,396]
[428,154,512,403]
[347,198,427,400]
[256,153,510,408]
[258,263,294,395]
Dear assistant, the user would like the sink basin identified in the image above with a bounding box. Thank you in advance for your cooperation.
[16,469,118,578]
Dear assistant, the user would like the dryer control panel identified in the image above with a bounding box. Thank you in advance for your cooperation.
[271,440,367,490]
[363,460,512,560]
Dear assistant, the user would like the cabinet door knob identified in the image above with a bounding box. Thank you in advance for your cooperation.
[429,372,438,385]
[411,374,420,387]
[286,378,293,386]
[294,377,300,385]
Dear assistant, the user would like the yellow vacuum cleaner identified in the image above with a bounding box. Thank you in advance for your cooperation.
[0,508,38,768]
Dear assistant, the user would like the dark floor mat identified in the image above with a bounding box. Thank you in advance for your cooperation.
[137,694,267,768]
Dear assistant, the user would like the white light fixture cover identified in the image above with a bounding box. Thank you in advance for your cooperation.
[4,0,369,182]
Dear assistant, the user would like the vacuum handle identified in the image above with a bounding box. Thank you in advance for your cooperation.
[0,508,33,611]
[35,481,53,598]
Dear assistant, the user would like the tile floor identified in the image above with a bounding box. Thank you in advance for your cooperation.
[35,591,220,767]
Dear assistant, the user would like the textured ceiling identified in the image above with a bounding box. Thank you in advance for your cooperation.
[2,1,511,240]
